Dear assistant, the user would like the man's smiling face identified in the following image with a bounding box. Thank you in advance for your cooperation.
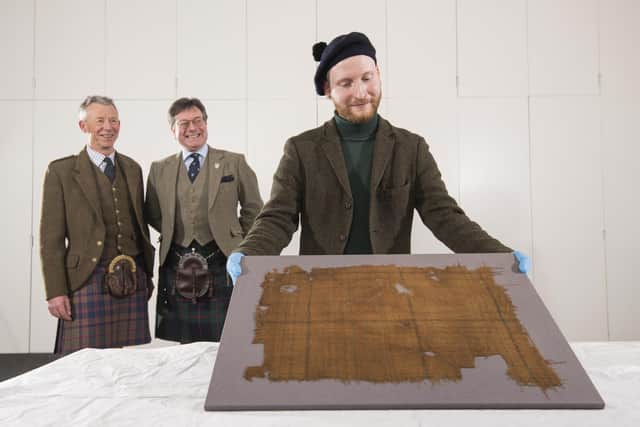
[325,55,381,123]
[172,106,208,152]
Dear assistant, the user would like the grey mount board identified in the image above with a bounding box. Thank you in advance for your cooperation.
[205,253,605,410]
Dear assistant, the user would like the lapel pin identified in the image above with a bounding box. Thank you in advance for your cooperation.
[214,162,220,169]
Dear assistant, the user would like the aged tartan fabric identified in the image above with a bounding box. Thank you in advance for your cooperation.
[244,264,561,390]
[155,244,231,343]
[54,260,151,354]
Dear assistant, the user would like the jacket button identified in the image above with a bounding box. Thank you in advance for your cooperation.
[345,201,352,209]
[91,257,97,263]
[96,241,103,246]
[339,234,346,241]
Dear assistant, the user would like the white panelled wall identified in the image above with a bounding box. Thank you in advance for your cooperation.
[0,0,637,352]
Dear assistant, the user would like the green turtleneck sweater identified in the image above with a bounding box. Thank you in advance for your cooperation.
[334,113,379,254]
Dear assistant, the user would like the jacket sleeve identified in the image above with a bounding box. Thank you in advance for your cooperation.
[236,154,264,234]
[414,138,512,253]
[236,139,302,255]
[144,162,162,233]
[39,164,70,300]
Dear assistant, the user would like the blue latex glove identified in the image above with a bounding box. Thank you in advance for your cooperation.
[513,250,531,274]
[226,252,245,285]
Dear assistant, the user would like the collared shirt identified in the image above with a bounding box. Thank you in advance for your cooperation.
[86,145,116,172]
[182,144,209,169]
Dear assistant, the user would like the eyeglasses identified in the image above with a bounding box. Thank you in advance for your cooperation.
[176,117,205,130]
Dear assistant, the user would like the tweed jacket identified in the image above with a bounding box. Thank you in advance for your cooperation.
[39,149,155,300]
[237,116,511,256]
[144,145,263,265]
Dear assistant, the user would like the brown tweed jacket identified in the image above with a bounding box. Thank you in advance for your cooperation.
[144,145,263,266]
[237,116,511,256]
[39,149,155,300]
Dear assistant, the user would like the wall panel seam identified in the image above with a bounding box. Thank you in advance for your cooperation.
[104,0,107,93]
[245,0,249,157]
[596,0,610,340]
[175,0,179,99]
[28,0,38,353]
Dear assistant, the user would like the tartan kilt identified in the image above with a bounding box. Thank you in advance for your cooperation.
[155,246,231,343]
[54,258,151,354]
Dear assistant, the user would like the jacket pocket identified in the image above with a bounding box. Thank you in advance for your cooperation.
[66,254,80,269]
[380,182,410,201]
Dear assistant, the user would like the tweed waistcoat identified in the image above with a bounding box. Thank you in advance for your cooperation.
[173,156,213,246]
[95,163,141,260]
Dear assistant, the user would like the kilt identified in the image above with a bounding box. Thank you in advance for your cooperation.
[54,258,151,354]
[155,241,231,343]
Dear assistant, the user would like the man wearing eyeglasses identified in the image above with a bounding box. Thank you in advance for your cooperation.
[144,97,263,343]
[40,95,155,353]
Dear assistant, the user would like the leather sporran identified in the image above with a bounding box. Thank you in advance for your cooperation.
[174,252,212,303]
[104,255,138,298]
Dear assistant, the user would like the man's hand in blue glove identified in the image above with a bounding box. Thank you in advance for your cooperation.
[513,250,531,274]
[226,252,245,285]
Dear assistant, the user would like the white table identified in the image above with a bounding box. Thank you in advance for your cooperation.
[1,342,638,426]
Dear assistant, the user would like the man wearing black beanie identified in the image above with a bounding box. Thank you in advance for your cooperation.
[227,32,531,280]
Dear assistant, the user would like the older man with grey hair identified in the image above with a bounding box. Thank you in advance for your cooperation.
[40,95,155,354]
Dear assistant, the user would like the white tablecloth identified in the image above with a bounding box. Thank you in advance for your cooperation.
[1,342,638,426]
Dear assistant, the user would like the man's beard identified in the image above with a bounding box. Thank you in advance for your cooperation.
[335,92,381,124]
